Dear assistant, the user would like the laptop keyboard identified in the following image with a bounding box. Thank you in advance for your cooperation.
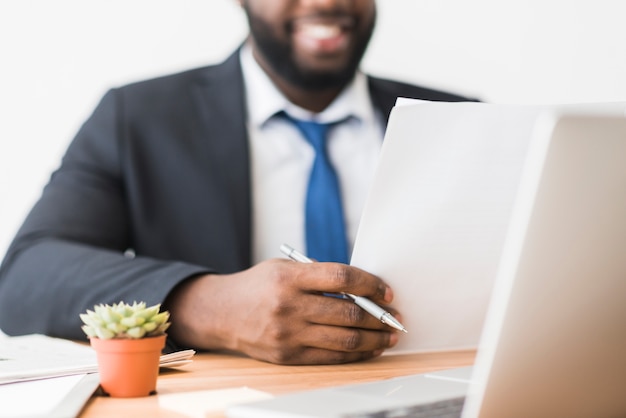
[343,396,465,418]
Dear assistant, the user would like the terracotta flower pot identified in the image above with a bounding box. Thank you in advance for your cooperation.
[90,334,166,398]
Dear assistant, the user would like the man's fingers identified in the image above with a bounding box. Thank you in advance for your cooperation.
[295,323,398,353]
[280,347,386,365]
[279,259,391,303]
[299,292,401,331]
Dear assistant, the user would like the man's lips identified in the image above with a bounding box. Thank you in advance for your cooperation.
[291,16,354,54]
[298,22,343,40]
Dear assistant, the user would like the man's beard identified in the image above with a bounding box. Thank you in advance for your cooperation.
[245,10,375,91]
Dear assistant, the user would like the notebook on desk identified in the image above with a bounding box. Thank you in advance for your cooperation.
[227,111,626,418]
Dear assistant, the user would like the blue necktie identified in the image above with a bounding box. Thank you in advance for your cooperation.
[284,114,349,263]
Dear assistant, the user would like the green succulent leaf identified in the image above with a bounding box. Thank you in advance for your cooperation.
[151,312,170,325]
[94,326,116,340]
[155,322,170,335]
[126,326,147,339]
[136,304,160,320]
[142,322,157,333]
[100,306,122,323]
[106,322,127,334]
[120,316,145,328]
[81,325,97,338]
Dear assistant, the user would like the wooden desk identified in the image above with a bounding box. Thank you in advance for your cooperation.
[81,349,475,417]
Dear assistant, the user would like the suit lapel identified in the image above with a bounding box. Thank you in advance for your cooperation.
[190,51,252,270]
[367,77,399,126]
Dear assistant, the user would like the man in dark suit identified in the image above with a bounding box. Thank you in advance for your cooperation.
[0,0,473,364]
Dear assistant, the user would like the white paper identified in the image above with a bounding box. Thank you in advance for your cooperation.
[159,387,273,418]
[0,334,98,383]
[0,374,100,418]
[351,100,547,353]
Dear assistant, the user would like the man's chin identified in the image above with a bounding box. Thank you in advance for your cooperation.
[297,62,351,80]
[288,70,354,91]
[290,54,356,85]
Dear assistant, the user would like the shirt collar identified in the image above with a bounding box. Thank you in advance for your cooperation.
[240,43,376,127]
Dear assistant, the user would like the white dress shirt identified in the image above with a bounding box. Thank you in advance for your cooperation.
[240,44,385,263]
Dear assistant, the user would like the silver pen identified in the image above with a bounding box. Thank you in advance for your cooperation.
[279,244,408,333]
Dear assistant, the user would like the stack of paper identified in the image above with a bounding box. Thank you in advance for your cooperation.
[0,333,195,384]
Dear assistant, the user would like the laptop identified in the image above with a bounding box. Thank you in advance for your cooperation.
[227,112,626,418]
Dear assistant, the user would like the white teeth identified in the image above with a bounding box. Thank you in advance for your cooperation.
[299,23,341,40]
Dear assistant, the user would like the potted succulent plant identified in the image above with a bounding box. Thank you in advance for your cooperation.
[80,301,170,398]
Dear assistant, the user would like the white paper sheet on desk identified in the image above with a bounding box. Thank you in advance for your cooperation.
[0,374,100,418]
[351,100,547,354]
[159,387,272,418]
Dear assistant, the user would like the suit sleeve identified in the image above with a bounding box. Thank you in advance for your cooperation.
[0,90,213,344]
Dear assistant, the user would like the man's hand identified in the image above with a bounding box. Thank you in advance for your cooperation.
[164,258,401,365]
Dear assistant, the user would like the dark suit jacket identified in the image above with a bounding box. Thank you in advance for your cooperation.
[0,50,474,342]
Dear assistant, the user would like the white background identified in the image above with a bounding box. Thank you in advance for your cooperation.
[2,0,626,260]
